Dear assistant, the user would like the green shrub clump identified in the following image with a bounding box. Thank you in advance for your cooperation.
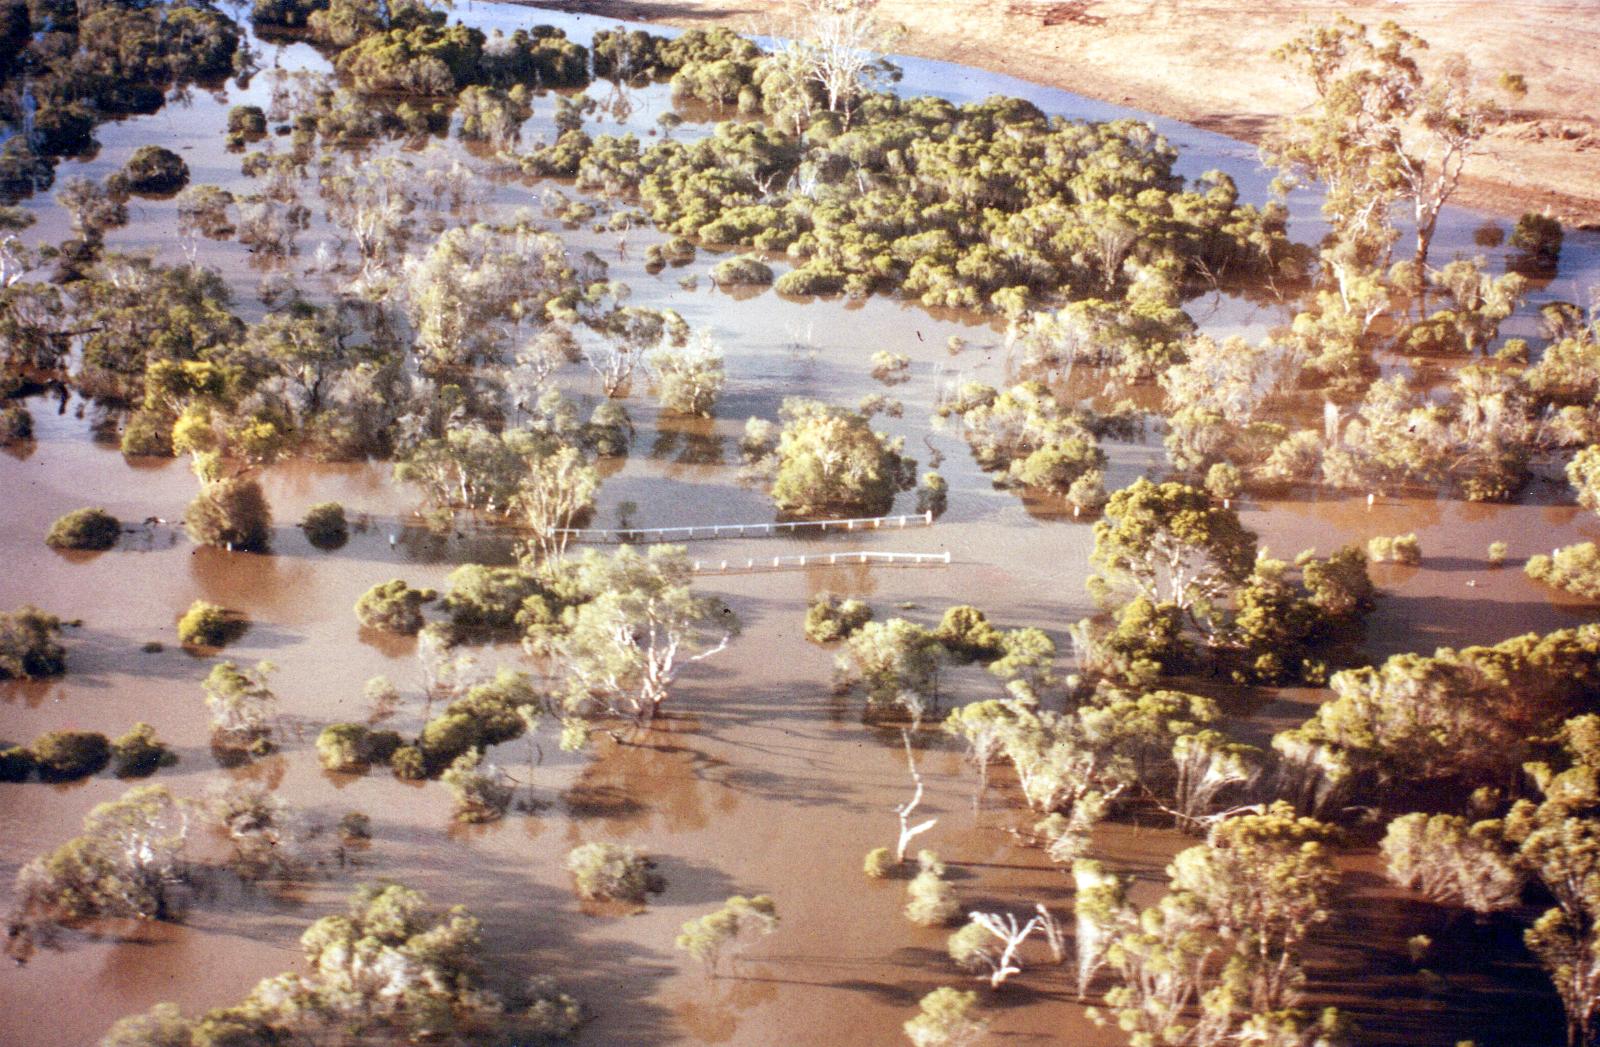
[316,722,401,772]
[566,842,664,904]
[0,606,66,679]
[177,599,244,647]
[0,403,31,445]
[933,606,1005,663]
[1510,212,1563,270]
[441,748,513,823]
[31,729,111,781]
[1527,543,1600,601]
[355,579,437,634]
[225,104,265,139]
[904,865,960,927]
[46,508,121,550]
[111,723,177,777]
[863,846,897,879]
[120,145,189,194]
[1368,533,1422,565]
[804,592,873,644]
[390,745,427,780]
[710,253,774,287]
[300,502,349,549]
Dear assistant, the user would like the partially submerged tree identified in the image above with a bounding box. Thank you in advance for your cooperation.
[545,545,736,724]
[1088,478,1258,631]
[650,335,726,418]
[205,780,305,880]
[675,894,779,975]
[1380,812,1522,915]
[202,660,278,758]
[903,987,986,1047]
[442,748,513,823]
[7,785,189,961]
[948,907,1057,988]
[101,883,584,1044]
[751,398,915,518]
[1083,804,1343,1042]
[778,0,900,128]
[1268,17,1520,272]
[184,475,272,552]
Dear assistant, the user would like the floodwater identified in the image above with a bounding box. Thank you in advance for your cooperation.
[1,4,1596,1045]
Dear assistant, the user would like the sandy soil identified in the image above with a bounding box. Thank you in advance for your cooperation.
[523,0,1600,228]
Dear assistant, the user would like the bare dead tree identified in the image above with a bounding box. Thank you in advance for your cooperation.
[895,729,937,862]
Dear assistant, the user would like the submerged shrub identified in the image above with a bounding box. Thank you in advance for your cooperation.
[120,146,189,195]
[710,253,774,287]
[300,502,349,550]
[316,723,373,772]
[390,744,427,780]
[31,729,111,781]
[863,846,896,879]
[226,105,267,141]
[177,600,244,647]
[111,723,176,778]
[441,748,513,823]
[904,987,985,1047]
[1527,543,1600,600]
[933,606,1004,663]
[566,841,664,904]
[338,812,372,841]
[1368,533,1422,565]
[0,746,36,782]
[46,508,121,551]
[870,351,910,381]
[355,579,436,634]
[805,592,874,645]
[314,724,399,773]
[0,606,66,679]
[0,404,31,444]
[1510,212,1563,270]
[441,564,542,638]
[904,868,960,927]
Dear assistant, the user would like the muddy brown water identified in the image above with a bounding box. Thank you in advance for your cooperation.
[2,6,1598,1045]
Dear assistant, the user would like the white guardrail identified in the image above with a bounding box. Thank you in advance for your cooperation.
[555,510,935,544]
[690,550,952,574]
